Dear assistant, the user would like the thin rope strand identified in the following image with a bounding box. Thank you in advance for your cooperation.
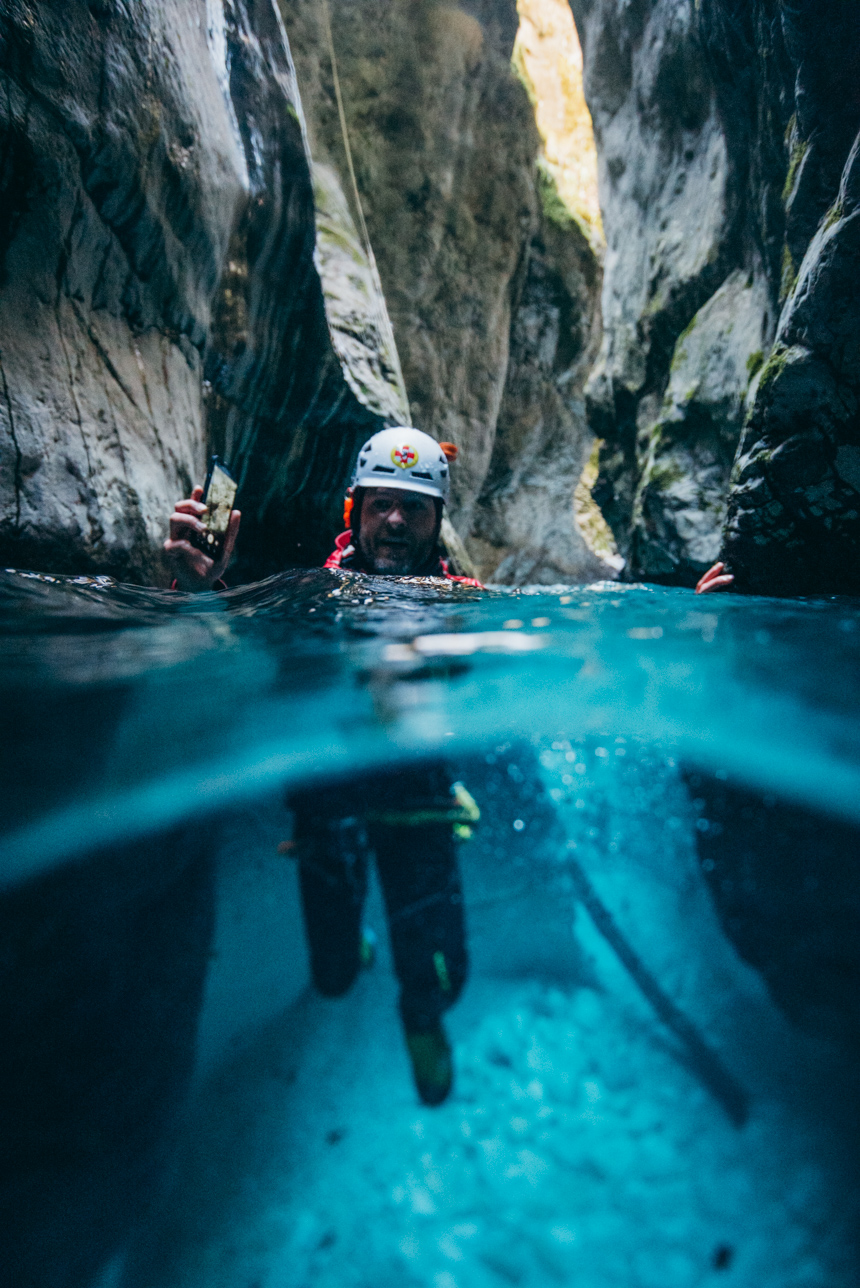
[319,0,411,421]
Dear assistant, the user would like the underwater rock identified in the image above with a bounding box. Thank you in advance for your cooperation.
[686,770,860,1046]
[0,834,215,1288]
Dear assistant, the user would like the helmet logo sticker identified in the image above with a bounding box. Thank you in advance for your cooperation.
[391,444,418,469]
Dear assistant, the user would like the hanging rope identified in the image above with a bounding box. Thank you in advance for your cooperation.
[319,0,411,421]
[317,0,480,579]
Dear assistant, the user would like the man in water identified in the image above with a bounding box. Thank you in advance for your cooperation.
[164,427,478,1105]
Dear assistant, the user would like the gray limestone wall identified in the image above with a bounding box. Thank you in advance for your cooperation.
[572,0,860,593]
[281,0,612,585]
[0,0,614,588]
[0,0,386,584]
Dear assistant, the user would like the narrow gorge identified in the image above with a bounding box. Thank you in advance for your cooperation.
[1,7,859,1288]
[2,0,859,591]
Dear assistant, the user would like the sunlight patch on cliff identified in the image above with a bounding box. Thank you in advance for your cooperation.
[574,440,624,571]
[513,0,604,253]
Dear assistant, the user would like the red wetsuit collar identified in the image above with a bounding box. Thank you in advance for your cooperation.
[325,530,482,586]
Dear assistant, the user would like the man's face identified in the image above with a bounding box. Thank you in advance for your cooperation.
[358,487,438,574]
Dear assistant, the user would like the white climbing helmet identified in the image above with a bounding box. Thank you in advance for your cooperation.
[350,427,452,506]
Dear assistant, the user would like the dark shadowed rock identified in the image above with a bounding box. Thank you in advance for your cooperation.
[724,133,860,595]
[685,769,860,1046]
[0,835,215,1288]
[573,0,860,592]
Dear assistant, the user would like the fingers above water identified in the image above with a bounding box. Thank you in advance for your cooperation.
[169,509,207,540]
[696,561,735,595]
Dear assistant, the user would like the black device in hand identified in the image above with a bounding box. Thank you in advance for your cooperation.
[191,456,237,562]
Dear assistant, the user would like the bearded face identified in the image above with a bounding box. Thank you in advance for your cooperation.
[357,488,439,574]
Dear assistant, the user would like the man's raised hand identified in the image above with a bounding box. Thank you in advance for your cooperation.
[163,485,241,591]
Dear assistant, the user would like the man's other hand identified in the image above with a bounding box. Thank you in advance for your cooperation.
[696,561,734,595]
[163,485,241,591]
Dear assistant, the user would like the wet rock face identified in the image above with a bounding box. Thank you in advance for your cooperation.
[282,0,612,584]
[573,0,860,591]
[0,0,616,586]
[632,270,770,577]
[572,0,750,583]
[723,137,860,596]
[0,0,229,581]
[0,0,381,584]
[471,192,609,583]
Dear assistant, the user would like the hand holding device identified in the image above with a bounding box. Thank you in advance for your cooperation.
[164,456,241,591]
[191,458,238,563]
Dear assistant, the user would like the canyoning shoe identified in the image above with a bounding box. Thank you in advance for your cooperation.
[359,926,377,969]
[405,1023,453,1106]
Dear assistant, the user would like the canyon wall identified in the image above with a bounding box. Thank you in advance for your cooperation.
[0,0,386,584]
[572,0,860,593]
[281,0,610,583]
[0,0,611,586]
[6,0,856,591]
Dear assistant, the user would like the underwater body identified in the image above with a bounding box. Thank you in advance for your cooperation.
[1,568,858,1288]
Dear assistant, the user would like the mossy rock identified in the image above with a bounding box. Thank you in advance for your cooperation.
[779,243,798,301]
[746,349,764,380]
[824,199,844,231]
[782,135,809,204]
[756,343,790,395]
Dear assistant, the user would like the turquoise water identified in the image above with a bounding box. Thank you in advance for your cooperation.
[1,567,859,1287]
[3,567,860,884]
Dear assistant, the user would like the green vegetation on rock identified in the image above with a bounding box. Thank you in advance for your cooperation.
[780,243,798,301]
[746,349,764,380]
[574,440,621,563]
[824,199,844,231]
[756,343,790,395]
[782,134,809,204]
[536,158,582,235]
